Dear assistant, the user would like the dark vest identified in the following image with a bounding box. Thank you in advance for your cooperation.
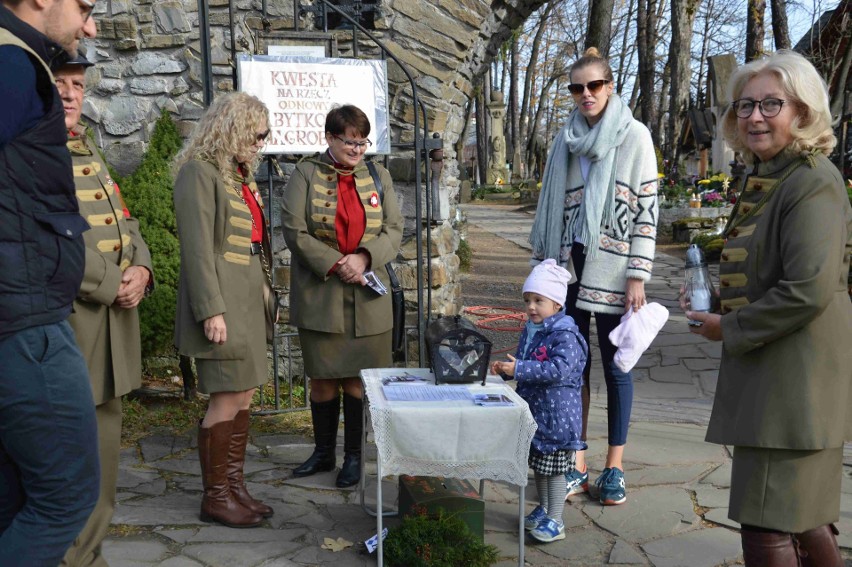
[0,29,88,338]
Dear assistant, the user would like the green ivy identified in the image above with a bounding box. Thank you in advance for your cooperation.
[118,111,182,357]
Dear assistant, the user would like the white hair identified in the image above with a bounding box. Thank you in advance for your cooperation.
[721,50,836,163]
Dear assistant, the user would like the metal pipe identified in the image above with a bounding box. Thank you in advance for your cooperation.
[228,0,237,89]
[266,157,280,410]
[197,0,214,106]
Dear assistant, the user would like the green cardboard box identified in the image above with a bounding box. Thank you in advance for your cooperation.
[397,475,485,541]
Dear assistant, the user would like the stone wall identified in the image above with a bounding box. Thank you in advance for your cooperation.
[81,0,547,323]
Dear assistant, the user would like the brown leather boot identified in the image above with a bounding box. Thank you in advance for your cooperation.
[198,419,263,528]
[741,527,801,567]
[795,524,843,567]
[227,410,274,518]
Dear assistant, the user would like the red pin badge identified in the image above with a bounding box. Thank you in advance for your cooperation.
[369,193,379,208]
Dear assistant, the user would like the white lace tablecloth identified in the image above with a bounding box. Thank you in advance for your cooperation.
[361,368,537,486]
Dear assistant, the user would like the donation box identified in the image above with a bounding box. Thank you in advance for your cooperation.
[397,475,485,541]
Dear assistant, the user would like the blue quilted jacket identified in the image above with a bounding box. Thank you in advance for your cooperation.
[513,311,588,453]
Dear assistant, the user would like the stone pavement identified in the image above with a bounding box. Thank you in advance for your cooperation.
[102,203,851,566]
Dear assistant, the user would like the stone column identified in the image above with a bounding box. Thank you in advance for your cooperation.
[486,90,509,184]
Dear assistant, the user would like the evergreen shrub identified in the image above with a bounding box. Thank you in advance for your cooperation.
[383,506,500,567]
[118,111,183,357]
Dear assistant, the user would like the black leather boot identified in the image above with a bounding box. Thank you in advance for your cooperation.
[293,397,339,478]
[335,393,362,488]
[741,526,801,567]
[795,524,843,567]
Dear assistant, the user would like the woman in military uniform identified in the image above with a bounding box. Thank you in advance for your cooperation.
[173,92,276,528]
[685,51,851,566]
[281,105,403,488]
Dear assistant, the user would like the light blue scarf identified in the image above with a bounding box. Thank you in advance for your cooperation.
[529,94,634,261]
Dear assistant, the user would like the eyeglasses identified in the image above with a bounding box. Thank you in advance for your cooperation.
[731,98,786,119]
[567,80,610,96]
[255,130,270,143]
[78,0,95,22]
[331,134,372,150]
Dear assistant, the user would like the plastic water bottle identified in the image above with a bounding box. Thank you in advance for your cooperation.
[684,244,713,326]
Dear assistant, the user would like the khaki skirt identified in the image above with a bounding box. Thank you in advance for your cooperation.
[196,255,268,394]
[299,284,391,379]
[729,445,843,533]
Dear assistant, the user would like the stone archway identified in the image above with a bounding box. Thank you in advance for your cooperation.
[85,0,546,180]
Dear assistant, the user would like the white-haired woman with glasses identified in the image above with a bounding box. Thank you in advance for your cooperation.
[684,50,850,566]
[281,104,403,489]
[529,47,659,507]
[173,92,277,528]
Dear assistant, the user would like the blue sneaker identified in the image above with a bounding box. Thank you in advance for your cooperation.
[564,466,589,500]
[524,505,548,531]
[597,466,626,505]
[529,518,565,543]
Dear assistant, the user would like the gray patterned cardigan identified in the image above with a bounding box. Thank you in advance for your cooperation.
[538,120,659,314]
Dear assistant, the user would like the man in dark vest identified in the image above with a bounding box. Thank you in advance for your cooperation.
[0,1,100,565]
[55,53,154,567]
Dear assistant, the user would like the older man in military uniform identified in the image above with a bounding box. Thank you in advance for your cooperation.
[55,53,154,567]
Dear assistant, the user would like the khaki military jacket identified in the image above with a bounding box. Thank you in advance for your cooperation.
[705,150,852,450]
[281,154,403,336]
[173,159,272,359]
[67,126,153,405]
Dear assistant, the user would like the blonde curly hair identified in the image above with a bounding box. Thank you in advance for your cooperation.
[172,92,270,179]
[722,50,836,164]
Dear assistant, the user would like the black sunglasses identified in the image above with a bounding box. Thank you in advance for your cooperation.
[256,130,270,143]
[567,80,610,96]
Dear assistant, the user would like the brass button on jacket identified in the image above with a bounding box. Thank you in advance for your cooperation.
[82,167,91,175]
[95,192,103,200]
[105,217,113,225]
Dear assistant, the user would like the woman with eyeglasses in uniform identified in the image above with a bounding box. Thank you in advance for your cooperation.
[281,104,403,488]
[172,92,277,528]
[684,50,850,567]
[529,47,659,507]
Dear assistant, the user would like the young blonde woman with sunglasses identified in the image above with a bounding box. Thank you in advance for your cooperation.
[528,47,659,507]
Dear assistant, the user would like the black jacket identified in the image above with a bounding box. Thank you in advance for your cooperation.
[0,7,88,338]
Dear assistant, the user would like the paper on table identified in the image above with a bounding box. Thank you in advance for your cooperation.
[473,393,515,406]
[382,385,473,402]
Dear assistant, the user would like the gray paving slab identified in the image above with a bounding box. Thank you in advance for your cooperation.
[608,539,647,564]
[642,527,742,567]
[584,486,699,543]
[627,463,716,488]
[693,485,731,510]
[181,542,302,567]
[704,508,738,530]
[649,364,695,385]
[101,539,171,565]
[700,462,732,488]
[620,422,727,467]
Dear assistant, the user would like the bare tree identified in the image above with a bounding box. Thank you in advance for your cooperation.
[691,0,745,108]
[637,0,661,144]
[746,0,766,61]
[586,0,616,56]
[666,0,702,163]
[770,0,792,49]
[519,3,556,163]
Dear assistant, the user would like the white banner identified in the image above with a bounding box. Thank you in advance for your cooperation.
[237,55,390,155]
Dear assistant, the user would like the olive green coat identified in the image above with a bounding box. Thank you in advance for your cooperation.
[67,127,152,405]
[173,159,272,360]
[705,150,852,450]
[281,154,403,336]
